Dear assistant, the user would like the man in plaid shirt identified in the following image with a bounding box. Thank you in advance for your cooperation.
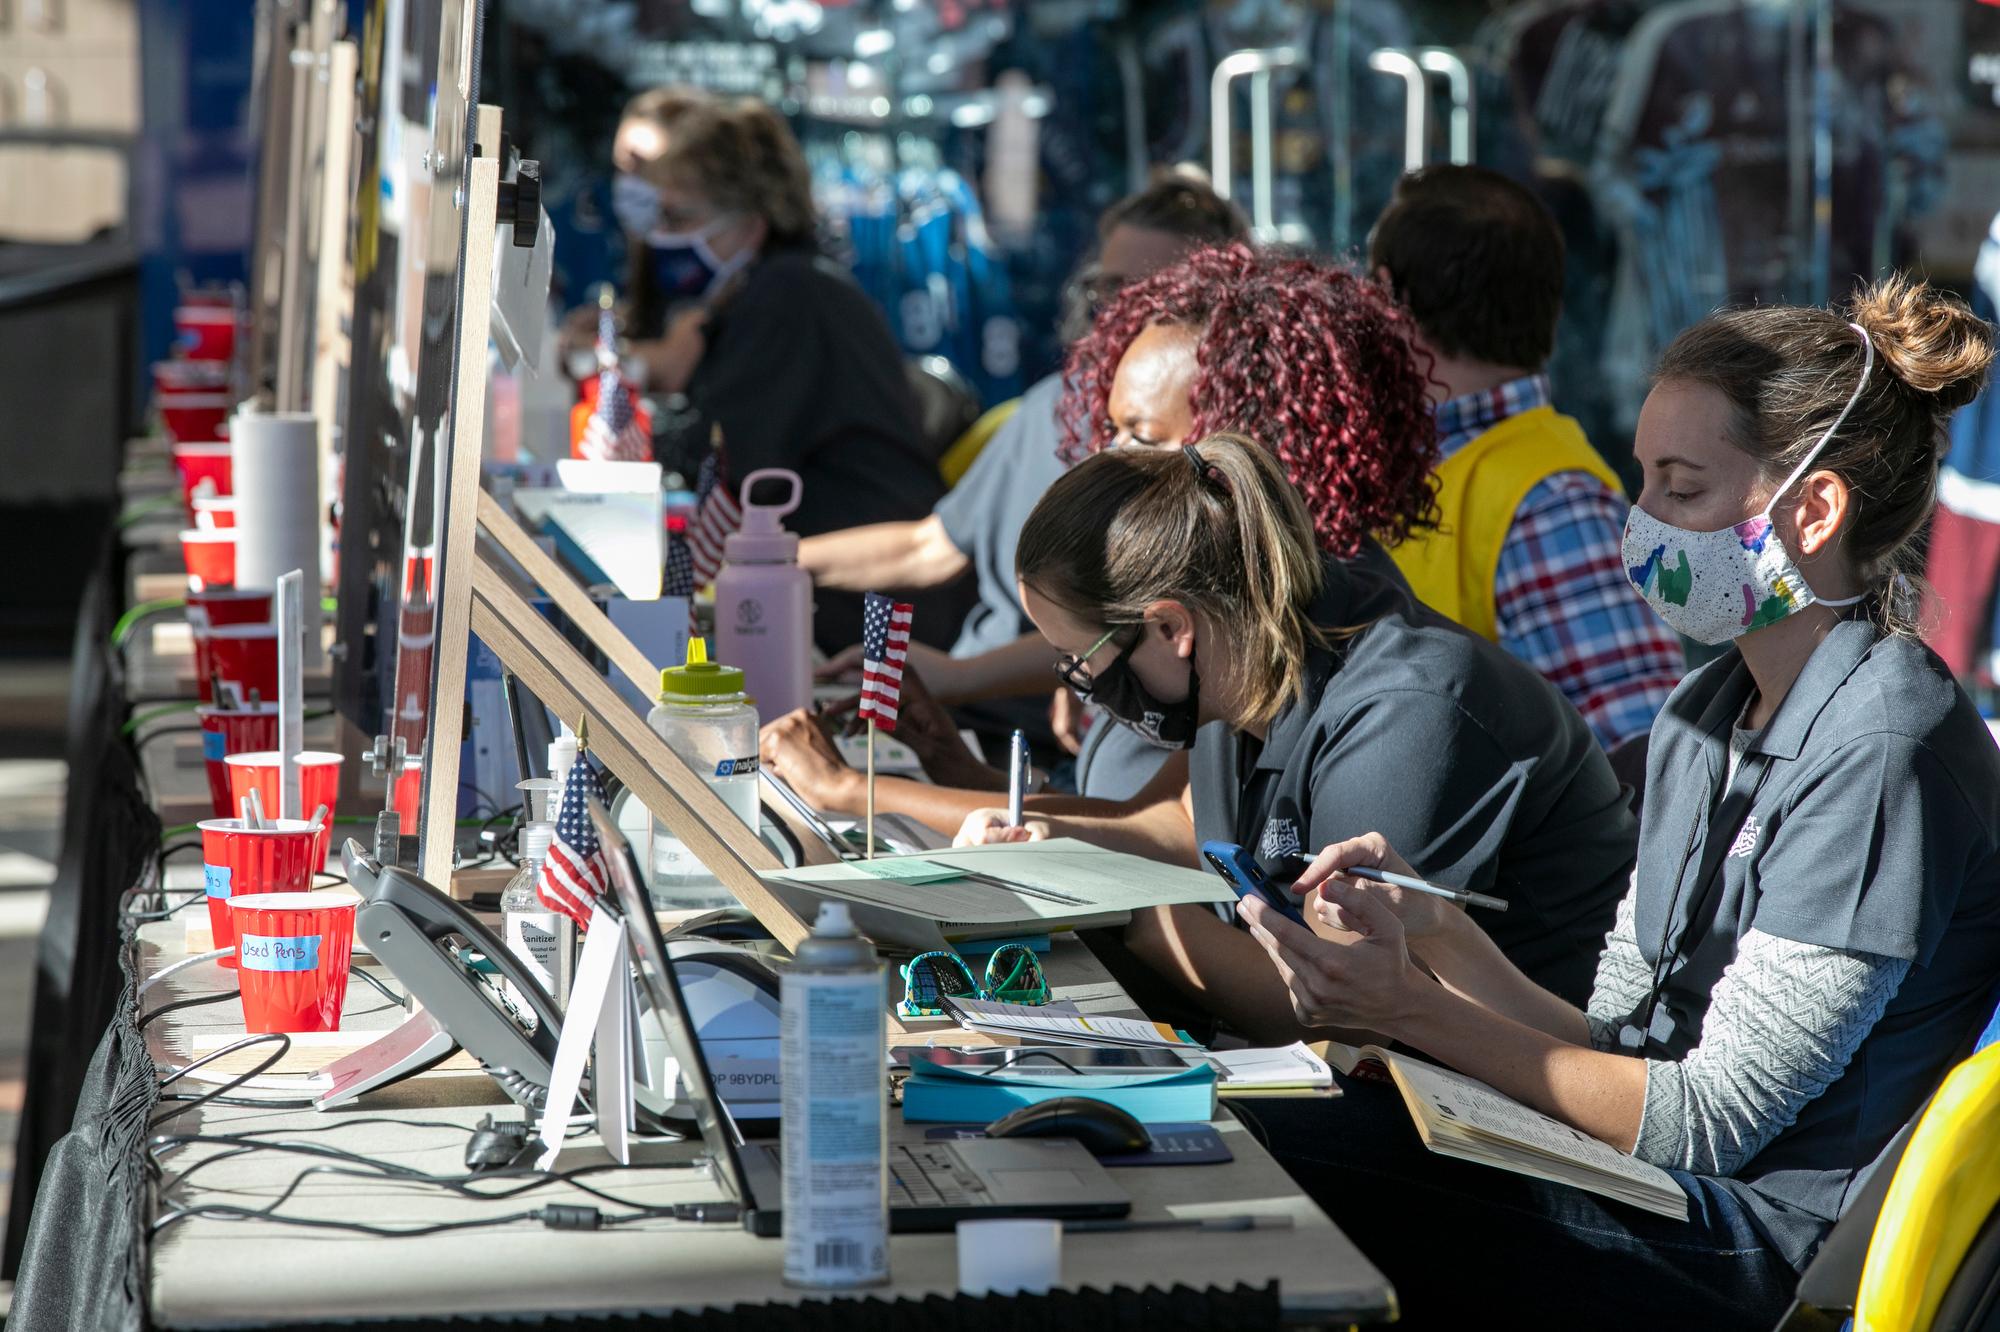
[1373,167,1684,752]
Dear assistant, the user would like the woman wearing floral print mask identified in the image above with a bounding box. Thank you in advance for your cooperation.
[1236,278,2000,1327]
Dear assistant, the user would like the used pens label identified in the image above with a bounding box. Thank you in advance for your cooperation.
[238,933,321,972]
[204,864,232,898]
[201,731,227,761]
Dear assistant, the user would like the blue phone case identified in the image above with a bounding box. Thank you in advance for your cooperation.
[1199,840,1306,925]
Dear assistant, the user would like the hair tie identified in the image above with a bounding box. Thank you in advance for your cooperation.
[1183,444,1229,494]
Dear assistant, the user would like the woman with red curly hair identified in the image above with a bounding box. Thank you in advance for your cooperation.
[1056,243,1439,558]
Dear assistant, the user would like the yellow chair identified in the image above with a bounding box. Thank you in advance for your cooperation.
[1852,1040,2000,1330]
[937,396,1021,489]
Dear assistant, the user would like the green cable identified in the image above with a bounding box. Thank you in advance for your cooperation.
[117,493,183,529]
[123,702,201,737]
[111,598,189,650]
[321,595,338,615]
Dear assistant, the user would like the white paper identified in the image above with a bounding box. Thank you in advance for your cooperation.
[947,997,1203,1050]
[595,939,636,1165]
[535,905,625,1169]
[1205,1043,1334,1089]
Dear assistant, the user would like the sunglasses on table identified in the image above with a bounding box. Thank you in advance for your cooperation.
[896,944,1052,1019]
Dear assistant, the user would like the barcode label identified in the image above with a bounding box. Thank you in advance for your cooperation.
[815,1240,863,1270]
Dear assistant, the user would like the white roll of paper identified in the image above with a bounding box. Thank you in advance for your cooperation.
[231,409,324,666]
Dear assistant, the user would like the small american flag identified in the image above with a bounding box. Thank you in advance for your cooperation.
[686,438,743,585]
[538,756,611,929]
[579,368,651,462]
[664,515,697,600]
[857,593,914,731]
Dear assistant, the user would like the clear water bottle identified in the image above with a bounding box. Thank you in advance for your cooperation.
[646,637,760,910]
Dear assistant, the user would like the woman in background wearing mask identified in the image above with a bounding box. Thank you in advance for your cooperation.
[1235,280,2000,1326]
[606,87,952,651]
[979,434,1635,1033]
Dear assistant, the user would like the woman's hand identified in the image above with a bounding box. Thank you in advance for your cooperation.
[954,808,1051,846]
[1290,833,1460,943]
[758,709,863,814]
[816,640,959,698]
[818,670,1004,791]
[635,306,710,394]
[1238,882,1429,1035]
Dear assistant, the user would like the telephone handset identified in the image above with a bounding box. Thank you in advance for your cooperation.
[342,839,565,1108]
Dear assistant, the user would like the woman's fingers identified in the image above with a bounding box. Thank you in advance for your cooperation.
[1290,834,1396,895]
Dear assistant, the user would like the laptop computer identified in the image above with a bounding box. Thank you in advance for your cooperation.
[584,797,1131,1236]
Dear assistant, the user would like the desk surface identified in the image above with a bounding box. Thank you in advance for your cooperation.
[120,457,1395,1329]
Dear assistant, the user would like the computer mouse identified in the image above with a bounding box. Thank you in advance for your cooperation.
[985,1097,1150,1157]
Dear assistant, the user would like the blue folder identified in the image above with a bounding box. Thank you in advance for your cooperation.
[900,1053,1217,1125]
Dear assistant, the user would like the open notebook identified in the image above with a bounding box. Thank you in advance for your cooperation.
[1323,1043,1689,1221]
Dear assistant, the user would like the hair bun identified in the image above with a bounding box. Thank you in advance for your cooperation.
[1851,275,1995,413]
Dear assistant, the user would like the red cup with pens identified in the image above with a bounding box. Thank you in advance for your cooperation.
[230,891,356,1032]
[196,702,280,818]
[203,624,279,707]
[198,801,320,969]
[225,750,344,868]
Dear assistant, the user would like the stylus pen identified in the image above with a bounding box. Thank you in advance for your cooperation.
[1006,729,1027,828]
[1344,864,1508,913]
[1063,1215,1297,1235]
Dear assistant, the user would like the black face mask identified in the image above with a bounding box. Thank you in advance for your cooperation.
[1090,641,1201,750]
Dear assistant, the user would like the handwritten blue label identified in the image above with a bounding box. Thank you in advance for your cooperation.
[201,731,227,761]
[204,864,232,898]
[237,932,321,972]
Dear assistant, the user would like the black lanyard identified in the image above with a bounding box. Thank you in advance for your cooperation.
[1622,740,1776,1054]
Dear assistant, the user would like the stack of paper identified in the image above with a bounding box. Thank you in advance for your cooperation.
[1205,1043,1337,1098]
[1326,1044,1689,1220]
[944,997,1203,1051]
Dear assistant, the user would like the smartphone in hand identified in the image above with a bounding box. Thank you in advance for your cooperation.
[1200,840,1307,926]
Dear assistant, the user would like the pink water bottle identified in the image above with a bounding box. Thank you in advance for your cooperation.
[714,469,812,719]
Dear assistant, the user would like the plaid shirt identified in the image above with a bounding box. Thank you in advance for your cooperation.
[1435,374,1684,751]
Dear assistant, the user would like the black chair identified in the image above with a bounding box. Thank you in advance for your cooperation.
[905,355,983,468]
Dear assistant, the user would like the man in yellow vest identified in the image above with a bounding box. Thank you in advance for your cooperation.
[1372,166,1683,752]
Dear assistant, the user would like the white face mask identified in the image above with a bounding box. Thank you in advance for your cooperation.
[645,215,753,302]
[611,172,661,237]
[1622,323,1874,646]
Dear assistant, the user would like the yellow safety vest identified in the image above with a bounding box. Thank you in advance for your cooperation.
[1388,405,1627,643]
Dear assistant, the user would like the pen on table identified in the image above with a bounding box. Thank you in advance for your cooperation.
[1063,1215,1296,1235]
[1342,864,1508,913]
[1006,728,1027,828]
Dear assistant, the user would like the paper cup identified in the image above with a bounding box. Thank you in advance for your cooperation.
[226,750,343,866]
[197,704,281,818]
[160,391,233,444]
[204,623,278,706]
[199,818,317,968]
[179,529,236,593]
[173,305,239,363]
[171,442,233,505]
[229,891,356,1032]
[192,495,237,529]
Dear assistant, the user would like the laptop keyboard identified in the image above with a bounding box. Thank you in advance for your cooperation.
[889,1145,990,1209]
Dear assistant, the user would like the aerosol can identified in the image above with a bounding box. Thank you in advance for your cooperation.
[780,902,889,1289]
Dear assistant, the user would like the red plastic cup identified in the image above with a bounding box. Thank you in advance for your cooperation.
[197,703,281,818]
[229,891,356,1031]
[185,586,271,632]
[226,750,343,867]
[174,306,239,363]
[205,624,278,704]
[198,817,317,968]
[180,529,236,592]
[192,495,236,529]
[171,442,233,505]
[159,391,233,444]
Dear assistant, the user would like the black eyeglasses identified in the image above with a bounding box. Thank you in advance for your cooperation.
[1054,626,1128,696]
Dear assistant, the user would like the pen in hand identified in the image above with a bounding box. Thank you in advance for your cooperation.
[1339,864,1508,913]
[1006,729,1027,828]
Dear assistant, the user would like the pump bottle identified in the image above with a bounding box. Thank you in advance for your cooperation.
[713,468,812,720]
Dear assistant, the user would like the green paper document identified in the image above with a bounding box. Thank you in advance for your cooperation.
[762,839,1235,952]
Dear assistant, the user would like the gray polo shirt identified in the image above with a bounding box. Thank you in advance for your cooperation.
[1622,621,2000,1266]
[1190,555,1636,1005]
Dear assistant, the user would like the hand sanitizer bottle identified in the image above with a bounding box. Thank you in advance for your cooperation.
[781,902,888,1290]
[500,818,571,1018]
[714,469,812,720]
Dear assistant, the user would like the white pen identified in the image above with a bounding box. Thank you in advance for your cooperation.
[1343,864,1508,912]
[1006,728,1027,828]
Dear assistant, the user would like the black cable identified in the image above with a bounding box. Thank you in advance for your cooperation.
[151,1033,292,1129]
[346,963,403,1009]
[121,889,208,924]
[1224,1099,1271,1153]
[137,989,241,1030]
[153,1093,319,1110]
